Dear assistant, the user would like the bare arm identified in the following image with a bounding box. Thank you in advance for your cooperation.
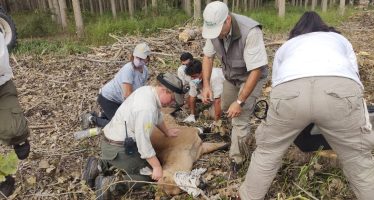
[146,156,163,181]
[202,56,214,103]
[213,98,222,121]
[122,83,133,99]
[227,68,262,118]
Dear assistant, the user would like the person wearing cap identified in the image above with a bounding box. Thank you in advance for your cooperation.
[201,1,268,169]
[239,12,374,200]
[0,32,31,197]
[83,72,185,198]
[183,59,225,123]
[81,43,151,128]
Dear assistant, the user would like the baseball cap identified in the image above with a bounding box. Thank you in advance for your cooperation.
[157,72,185,106]
[202,1,229,39]
[133,43,151,59]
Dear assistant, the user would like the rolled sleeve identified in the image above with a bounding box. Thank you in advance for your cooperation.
[203,39,216,57]
[243,27,268,71]
[134,111,156,159]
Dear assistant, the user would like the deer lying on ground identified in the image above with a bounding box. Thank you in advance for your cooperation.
[150,109,227,195]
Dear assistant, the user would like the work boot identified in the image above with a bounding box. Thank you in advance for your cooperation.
[95,175,115,200]
[0,175,15,197]
[13,140,30,160]
[81,112,94,130]
[82,157,100,188]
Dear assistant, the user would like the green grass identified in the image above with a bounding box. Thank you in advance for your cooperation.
[242,5,355,34]
[15,39,89,55]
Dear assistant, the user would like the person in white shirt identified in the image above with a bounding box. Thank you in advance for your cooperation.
[239,11,374,200]
[82,43,151,128]
[85,72,185,198]
[182,59,225,123]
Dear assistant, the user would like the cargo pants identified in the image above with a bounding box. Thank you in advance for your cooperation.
[221,77,267,164]
[0,80,29,145]
[239,77,374,200]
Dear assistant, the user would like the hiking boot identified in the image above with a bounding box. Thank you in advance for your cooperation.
[81,112,94,130]
[82,157,100,188]
[95,175,115,200]
[0,175,15,197]
[13,140,30,160]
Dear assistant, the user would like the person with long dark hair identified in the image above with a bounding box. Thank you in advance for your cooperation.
[238,11,374,199]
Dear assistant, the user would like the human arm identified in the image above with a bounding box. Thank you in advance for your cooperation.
[156,120,179,137]
[122,83,133,99]
[201,39,216,104]
[213,98,222,121]
[146,156,163,181]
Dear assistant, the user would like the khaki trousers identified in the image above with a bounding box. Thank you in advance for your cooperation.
[239,77,374,200]
[221,78,266,164]
[0,80,29,145]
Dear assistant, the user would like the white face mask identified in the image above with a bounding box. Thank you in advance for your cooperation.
[191,78,201,85]
[133,57,146,67]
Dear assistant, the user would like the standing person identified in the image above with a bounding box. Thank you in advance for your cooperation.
[83,73,186,198]
[0,32,30,196]
[239,12,374,200]
[201,1,268,170]
[183,59,225,123]
[82,43,151,128]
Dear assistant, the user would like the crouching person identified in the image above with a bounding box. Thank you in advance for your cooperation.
[83,72,185,199]
[0,32,30,197]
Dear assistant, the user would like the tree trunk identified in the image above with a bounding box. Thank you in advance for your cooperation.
[52,0,61,25]
[304,0,309,8]
[119,0,124,11]
[144,0,148,14]
[48,0,56,21]
[249,0,254,9]
[339,0,345,15]
[89,0,94,14]
[206,0,211,4]
[193,0,201,19]
[322,0,327,11]
[244,0,248,11]
[58,0,68,30]
[128,0,134,18]
[185,0,191,16]
[278,0,285,17]
[152,0,156,8]
[311,0,317,10]
[72,0,84,38]
[98,0,103,15]
[223,0,228,5]
[110,0,117,18]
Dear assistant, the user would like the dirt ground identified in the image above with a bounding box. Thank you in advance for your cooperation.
[1,9,374,200]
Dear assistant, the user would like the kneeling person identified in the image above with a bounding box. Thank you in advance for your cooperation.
[183,59,224,122]
[93,73,185,197]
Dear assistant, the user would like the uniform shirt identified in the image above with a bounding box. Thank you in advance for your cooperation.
[189,67,225,99]
[103,86,163,159]
[203,27,268,72]
[101,62,148,104]
[0,32,13,86]
[272,32,362,87]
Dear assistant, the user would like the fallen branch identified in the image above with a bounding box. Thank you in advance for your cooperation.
[29,125,55,129]
[75,57,126,64]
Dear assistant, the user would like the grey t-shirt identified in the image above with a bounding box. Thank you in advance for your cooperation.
[101,62,148,104]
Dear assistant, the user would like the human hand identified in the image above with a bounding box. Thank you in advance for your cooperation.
[152,166,163,181]
[166,128,180,137]
[183,114,196,123]
[227,101,242,118]
[201,87,213,104]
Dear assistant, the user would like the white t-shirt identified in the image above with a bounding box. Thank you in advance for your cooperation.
[101,62,148,104]
[272,32,362,87]
[189,68,225,99]
[177,65,192,85]
[0,32,13,86]
[103,86,163,159]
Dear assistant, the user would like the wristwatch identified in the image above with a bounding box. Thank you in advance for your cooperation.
[236,99,245,107]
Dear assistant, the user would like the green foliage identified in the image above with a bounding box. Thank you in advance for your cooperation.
[242,5,354,34]
[0,151,19,183]
[14,39,89,55]
[12,10,59,38]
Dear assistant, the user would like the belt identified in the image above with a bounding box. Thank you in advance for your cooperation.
[103,136,124,146]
